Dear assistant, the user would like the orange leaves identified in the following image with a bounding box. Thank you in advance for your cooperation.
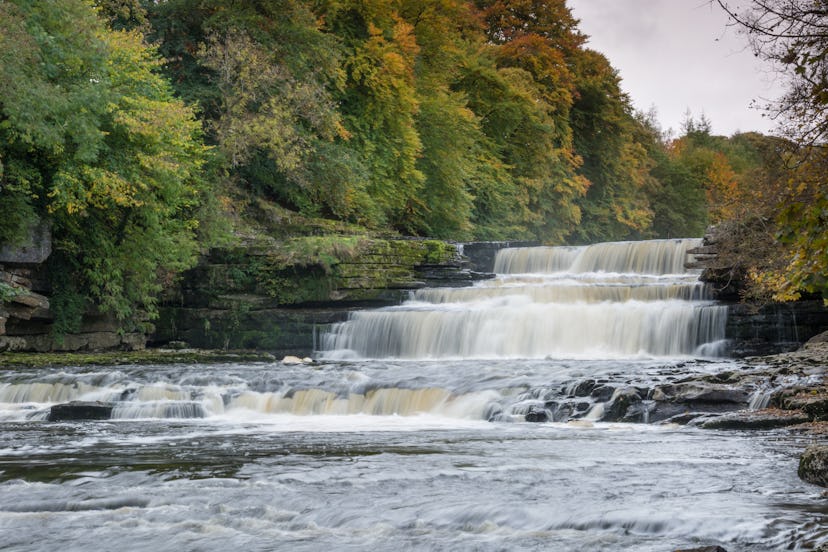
[704,151,740,223]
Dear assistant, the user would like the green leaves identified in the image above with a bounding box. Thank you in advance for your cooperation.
[0,0,209,330]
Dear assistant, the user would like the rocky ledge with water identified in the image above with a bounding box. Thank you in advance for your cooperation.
[515,331,828,432]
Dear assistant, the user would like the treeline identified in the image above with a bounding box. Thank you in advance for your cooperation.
[0,0,821,329]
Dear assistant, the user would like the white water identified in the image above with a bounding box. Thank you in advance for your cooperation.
[322,239,727,359]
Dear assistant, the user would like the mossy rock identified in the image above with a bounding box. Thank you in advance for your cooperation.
[799,444,828,487]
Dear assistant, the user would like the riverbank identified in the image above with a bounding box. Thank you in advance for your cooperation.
[0,348,279,368]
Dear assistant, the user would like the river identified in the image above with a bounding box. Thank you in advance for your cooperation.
[0,239,825,551]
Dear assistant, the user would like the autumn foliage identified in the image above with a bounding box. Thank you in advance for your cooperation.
[1,0,825,330]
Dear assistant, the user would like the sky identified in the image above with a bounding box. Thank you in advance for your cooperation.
[567,0,787,136]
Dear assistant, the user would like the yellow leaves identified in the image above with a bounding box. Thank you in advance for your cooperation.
[748,268,802,302]
[705,151,740,223]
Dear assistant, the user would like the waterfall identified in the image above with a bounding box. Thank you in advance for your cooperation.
[321,238,728,360]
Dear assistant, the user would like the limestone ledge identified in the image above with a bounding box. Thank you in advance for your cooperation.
[152,237,492,353]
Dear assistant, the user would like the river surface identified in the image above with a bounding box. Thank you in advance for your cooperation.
[1,240,826,551]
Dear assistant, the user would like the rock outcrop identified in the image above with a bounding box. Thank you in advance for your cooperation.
[1,222,145,353]
[47,401,114,422]
[688,227,828,357]
[151,237,492,354]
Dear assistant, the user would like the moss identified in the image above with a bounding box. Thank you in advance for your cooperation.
[422,239,456,263]
[0,349,277,368]
[258,270,335,305]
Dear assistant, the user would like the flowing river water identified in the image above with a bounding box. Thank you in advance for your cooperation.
[1,239,825,551]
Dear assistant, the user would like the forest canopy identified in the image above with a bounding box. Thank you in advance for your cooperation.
[0,0,824,329]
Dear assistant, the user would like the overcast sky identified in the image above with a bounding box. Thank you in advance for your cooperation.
[568,0,786,136]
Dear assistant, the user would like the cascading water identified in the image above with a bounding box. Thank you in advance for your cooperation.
[321,238,728,359]
[2,241,825,551]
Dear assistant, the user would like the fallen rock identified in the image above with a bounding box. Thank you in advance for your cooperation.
[47,401,114,422]
[799,444,828,487]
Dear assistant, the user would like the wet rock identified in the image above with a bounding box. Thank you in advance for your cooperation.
[674,546,728,552]
[653,381,750,406]
[47,401,114,422]
[524,406,549,423]
[601,387,641,422]
[661,412,710,425]
[700,409,809,430]
[484,403,503,422]
[774,387,828,421]
[798,445,828,487]
[543,401,573,422]
[621,400,655,423]
[590,385,616,402]
[571,379,596,397]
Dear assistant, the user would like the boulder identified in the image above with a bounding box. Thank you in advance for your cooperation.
[47,401,114,422]
[524,405,550,423]
[798,445,828,487]
[653,381,750,406]
[601,387,641,422]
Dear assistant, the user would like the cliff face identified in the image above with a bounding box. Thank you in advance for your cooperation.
[0,223,145,352]
[0,230,496,354]
[151,237,492,354]
[689,228,828,357]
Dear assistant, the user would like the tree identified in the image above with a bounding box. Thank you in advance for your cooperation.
[716,0,828,146]
[568,49,655,243]
[715,1,828,300]
[0,0,209,329]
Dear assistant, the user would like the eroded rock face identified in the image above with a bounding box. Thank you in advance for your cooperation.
[152,238,489,354]
[799,445,828,487]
